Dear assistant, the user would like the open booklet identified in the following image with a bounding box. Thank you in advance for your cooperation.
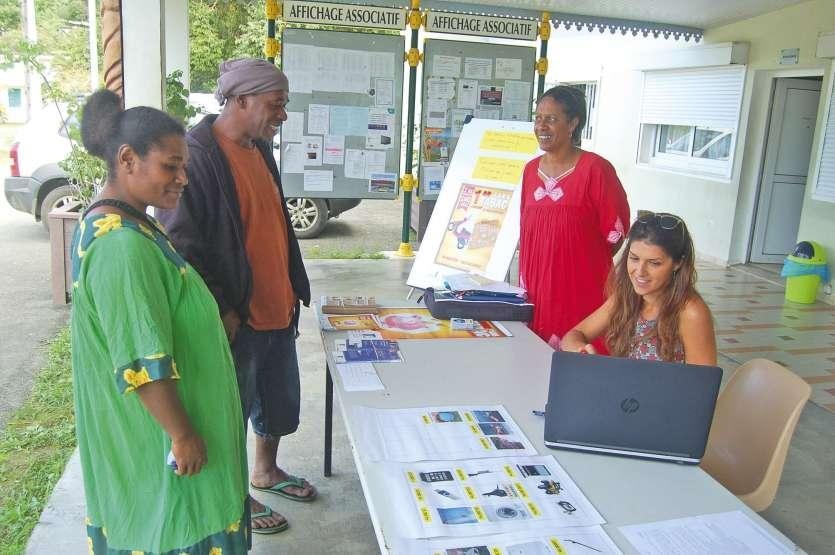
[441,272,527,299]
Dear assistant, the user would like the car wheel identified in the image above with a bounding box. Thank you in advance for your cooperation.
[40,183,78,232]
[286,197,328,239]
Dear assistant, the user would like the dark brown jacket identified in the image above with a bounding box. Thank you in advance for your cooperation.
[157,115,310,327]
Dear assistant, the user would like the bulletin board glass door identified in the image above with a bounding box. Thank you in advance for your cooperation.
[418,39,536,201]
[280,28,406,199]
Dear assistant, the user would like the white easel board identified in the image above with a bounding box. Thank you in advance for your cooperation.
[407,118,541,290]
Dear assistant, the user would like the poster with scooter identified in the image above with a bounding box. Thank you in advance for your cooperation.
[407,118,541,291]
[435,184,513,272]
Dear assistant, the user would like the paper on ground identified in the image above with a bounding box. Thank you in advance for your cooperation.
[391,526,621,554]
[619,510,794,555]
[385,455,605,538]
[335,363,384,392]
[354,405,537,462]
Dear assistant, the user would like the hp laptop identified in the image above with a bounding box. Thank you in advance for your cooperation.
[544,351,722,464]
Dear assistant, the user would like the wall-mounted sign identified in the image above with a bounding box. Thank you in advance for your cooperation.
[425,12,538,41]
[284,1,406,30]
[779,48,799,65]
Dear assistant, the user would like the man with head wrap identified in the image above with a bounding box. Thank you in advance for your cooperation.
[158,58,315,535]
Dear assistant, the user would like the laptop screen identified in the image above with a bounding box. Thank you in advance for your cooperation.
[544,352,722,463]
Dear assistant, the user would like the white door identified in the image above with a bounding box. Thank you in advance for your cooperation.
[751,78,821,263]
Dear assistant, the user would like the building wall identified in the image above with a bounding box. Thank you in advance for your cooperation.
[705,0,835,302]
[707,0,835,302]
[0,65,30,123]
[547,30,738,266]
[547,0,835,302]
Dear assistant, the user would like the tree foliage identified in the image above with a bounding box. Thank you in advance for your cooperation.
[0,0,93,96]
[189,0,265,92]
[0,0,20,37]
[2,0,271,95]
[165,69,198,126]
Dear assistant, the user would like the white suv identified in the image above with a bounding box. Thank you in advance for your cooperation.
[5,103,76,230]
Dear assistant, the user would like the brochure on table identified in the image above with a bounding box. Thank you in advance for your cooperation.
[332,337,403,363]
[318,307,512,340]
[391,526,622,554]
[355,405,537,462]
[387,455,605,538]
[407,118,542,290]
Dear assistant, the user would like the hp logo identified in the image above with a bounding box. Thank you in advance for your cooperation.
[620,398,640,414]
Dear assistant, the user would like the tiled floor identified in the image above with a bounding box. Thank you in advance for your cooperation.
[698,262,835,413]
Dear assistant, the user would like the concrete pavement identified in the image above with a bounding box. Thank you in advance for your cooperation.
[25,258,835,554]
[0,177,70,430]
[26,259,416,554]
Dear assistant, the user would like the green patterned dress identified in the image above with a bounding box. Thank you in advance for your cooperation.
[70,213,249,554]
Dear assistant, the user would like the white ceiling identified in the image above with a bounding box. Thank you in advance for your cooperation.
[441,0,809,30]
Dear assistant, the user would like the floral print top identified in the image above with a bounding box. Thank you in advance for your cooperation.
[628,318,685,362]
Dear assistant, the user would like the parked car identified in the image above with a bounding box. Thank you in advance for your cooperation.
[189,93,361,238]
[4,100,359,238]
[4,103,76,231]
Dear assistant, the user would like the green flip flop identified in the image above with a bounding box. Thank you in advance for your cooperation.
[251,475,318,502]
[251,506,289,535]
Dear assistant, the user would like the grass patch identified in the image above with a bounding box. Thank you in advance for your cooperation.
[304,246,386,259]
[0,327,75,555]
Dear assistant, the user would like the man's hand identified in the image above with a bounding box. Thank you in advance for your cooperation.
[171,431,208,476]
[222,310,241,342]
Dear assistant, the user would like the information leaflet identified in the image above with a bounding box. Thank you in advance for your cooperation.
[355,405,536,462]
[391,526,622,554]
[387,455,605,537]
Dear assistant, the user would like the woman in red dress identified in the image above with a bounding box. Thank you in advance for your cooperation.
[519,86,630,351]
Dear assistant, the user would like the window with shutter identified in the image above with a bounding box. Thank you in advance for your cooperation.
[637,65,746,180]
[813,69,835,203]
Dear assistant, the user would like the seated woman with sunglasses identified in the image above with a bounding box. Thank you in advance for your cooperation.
[561,212,717,365]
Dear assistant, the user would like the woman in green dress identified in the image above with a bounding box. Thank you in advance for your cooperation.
[71,89,250,553]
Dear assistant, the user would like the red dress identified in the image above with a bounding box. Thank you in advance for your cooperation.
[519,151,630,351]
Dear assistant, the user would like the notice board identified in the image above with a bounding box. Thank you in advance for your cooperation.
[418,39,536,201]
[407,118,542,290]
[280,28,405,199]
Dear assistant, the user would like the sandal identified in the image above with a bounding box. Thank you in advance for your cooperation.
[251,505,289,534]
[251,474,318,502]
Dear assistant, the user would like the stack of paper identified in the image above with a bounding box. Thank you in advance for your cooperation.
[619,511,794,554]
[335,363,384,392]
[442,272,527,299]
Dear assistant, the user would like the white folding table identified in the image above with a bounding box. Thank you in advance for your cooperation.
[318,316,799,554]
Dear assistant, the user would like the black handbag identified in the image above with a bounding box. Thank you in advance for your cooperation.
[422,287,534,322]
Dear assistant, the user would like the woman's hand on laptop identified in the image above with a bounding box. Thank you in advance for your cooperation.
[561,329,597,354]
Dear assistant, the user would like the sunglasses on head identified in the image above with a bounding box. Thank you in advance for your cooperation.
[635,212,683,230]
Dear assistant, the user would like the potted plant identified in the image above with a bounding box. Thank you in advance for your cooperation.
[48,106,107,303]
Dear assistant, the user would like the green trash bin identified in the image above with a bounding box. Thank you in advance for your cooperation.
[781,241,829,304]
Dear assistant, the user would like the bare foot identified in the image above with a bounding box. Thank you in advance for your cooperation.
[251,468,317,500]
[250,496,287,532]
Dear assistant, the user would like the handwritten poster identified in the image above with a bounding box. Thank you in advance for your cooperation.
[479,130,539,154]
[472,157,527,185]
